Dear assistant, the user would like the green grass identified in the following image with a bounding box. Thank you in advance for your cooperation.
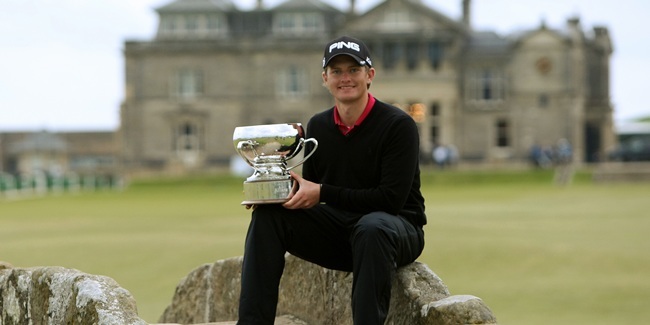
[1,169,649,324]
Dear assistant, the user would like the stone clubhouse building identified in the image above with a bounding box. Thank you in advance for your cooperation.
[0,0,615,181]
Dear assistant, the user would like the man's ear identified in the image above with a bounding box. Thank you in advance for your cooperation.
[367,67,376,81]
[367,67,375,89]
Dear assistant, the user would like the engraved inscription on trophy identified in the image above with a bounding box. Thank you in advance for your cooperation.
[233,123,318,205]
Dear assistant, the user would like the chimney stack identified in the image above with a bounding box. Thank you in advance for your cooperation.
[462,0,471,28]
[349,0,357,15]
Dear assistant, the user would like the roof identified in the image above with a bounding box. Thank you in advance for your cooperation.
[466,31,512,57]
[273,0,341,12]
[156,0,237,13]
[9,131,67,154]
[405,0,465,31]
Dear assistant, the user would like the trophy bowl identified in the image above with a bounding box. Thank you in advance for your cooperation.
[233,123,318,205]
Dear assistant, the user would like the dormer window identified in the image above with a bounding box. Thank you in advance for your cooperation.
[207,14,225,31]
[185,15,198,31]
[160,15,179,34]
[378,10,417,31]
[274,12,324,36]
[158,13,228,39]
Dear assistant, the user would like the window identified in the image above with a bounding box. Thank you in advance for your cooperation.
[159,13,227,38]
[496,119,510,147]
[175,69,203,100]
[277,66,309,98]
[482,71,493,100]
[174,122,202,167]
[538,93,549,108]
[405,42,419,70]
[382,42,400,70]
[467,69,506,102]
[185,15,198,31]
[430,102,440,116]
[302,13,320,32]
[206,14,229,37]
[207,15,223,30]
[160,15,178,34]
[274,12,323,35]
[276,13,295,31]
[380,10,416,31]
[175,122,200,152]
[428,42,444,70]
[430,126,439,144]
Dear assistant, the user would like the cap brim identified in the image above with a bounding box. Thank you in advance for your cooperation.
[323,53,369,68]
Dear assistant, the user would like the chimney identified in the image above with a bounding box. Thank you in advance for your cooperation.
[257,0,263,10]
[462,0,471,28]
[349,0,356,15]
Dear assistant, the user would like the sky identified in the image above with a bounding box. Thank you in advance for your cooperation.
[1,0,648,131]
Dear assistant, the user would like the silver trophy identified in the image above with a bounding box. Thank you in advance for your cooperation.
[233,123,318,205]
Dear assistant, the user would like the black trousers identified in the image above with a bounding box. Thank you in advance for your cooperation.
[237,204,425,325]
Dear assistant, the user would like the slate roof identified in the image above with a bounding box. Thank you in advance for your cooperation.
[156,0,237,13]
[273,0,341,12]
[466,31,512,57]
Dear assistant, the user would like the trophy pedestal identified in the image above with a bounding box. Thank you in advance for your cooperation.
[241,178,293,205]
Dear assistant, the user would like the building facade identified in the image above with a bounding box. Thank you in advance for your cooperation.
[1,0,616,182]
[120,0,615,174]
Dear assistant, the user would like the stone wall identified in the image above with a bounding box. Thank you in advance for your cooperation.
[0,263,146,325]
[160,254,497,325]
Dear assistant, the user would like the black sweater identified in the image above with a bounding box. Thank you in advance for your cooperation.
[303,99,427,226]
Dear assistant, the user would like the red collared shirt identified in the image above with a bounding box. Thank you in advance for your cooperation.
[333,93,376,135]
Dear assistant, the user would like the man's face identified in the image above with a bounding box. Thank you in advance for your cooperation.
[322,55,375,103]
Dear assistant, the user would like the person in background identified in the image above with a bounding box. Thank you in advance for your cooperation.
[433,143,449,169]
[237,35,427,325]
[554,138,574,186]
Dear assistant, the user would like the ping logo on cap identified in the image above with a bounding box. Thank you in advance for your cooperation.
[329,41,361,53]
[322,36,372,68]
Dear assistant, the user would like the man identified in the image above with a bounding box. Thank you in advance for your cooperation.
[237,36,426,325]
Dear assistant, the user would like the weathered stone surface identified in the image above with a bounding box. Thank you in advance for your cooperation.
[1,258,496,325]
[0,261,13,270]
[0,266,146,325]
[422,295,498,325]
[154,314,306,325]
[160,254,497,324]
[159,257,244,324]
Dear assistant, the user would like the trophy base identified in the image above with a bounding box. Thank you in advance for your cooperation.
[241,178,292,205]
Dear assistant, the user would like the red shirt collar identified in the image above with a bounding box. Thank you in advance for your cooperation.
[334,93,376,135]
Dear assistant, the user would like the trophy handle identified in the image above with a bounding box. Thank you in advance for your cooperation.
[286,138,318,171]
[236,140,257,168]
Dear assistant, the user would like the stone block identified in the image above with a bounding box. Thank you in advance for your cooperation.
[159,254,497,324]
[0,266,146,325]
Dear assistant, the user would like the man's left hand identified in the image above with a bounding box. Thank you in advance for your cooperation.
[283,171,320,210]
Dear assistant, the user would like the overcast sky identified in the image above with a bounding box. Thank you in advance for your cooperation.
[1,0,648,131]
